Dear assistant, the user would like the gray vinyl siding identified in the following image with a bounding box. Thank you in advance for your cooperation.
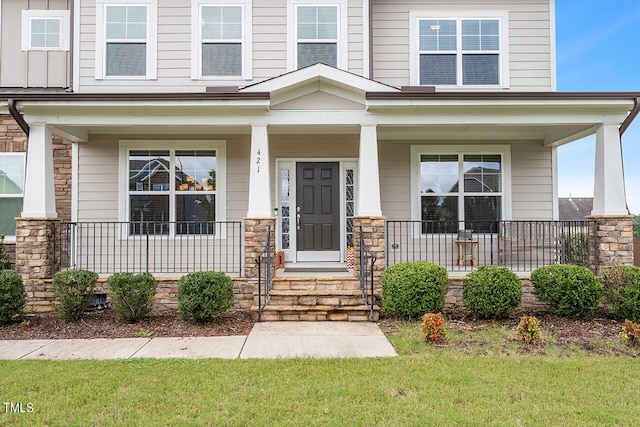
[0,0,70,89]
[371,0,554,91]
[77,0,364,92]
[378,139,554,222]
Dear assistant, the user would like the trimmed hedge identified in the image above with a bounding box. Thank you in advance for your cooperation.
[600,266,640,322]
[531,264,602,319]
[52,269,99,322]
[463,266,522,319]
[178,271,234,323]
[106,272,158,323]
[0,269,26,324]
[381,261,448,320]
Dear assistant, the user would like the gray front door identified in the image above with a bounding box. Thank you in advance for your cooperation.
[296,162,340,261]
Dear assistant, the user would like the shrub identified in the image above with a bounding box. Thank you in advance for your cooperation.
[420,312,447,342]
[106,272,157,323]
[52,269,98,322]
[0,269,26,324]
[462,266,522,319]
[178,271,234,323]
[562,232,589,266]
[620,320,640,347]
[381,261,448,320]
[0,235,11,270]
[517,315,542,344]
[600,266,640,322]
[531,264,602,319]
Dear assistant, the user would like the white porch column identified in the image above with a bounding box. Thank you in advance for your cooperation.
[21,123,57,218]
[592,122,628,215]
[247,124,272,217]
[357,123,382,216]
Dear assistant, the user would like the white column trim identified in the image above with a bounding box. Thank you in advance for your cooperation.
[592,122,629,215]
[356,123,382,216]
[22,124,57,218]
[247,125,273,217]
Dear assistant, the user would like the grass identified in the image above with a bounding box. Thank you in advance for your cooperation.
[1,321,640,426]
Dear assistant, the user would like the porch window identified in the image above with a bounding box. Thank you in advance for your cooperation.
[296,5,338,68]
[414,147,509,234]
[126,146,221,235]
[21,10,70,51]
[410,11,509,87]
[0,153,25,236]
[95,0,157,79]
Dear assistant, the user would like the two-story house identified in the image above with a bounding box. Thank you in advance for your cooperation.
[1,0,638,319]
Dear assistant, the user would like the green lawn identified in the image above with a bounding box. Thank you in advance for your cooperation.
[2,348,639,426]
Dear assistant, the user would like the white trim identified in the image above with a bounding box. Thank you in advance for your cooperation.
[275,158,357,263]
[190,0,253,80]
[95,0,158,80]
[287,0,348,71]
[21,10,71,51]
[551,145,558,220]
[362,0,370,79]
[73,0,81,92]
[409,10,510,89]
[549,0,558,91]
[118,140,227,229]
[410,144,512,225]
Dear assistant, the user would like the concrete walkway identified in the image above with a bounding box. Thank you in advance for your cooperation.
[0,322,397,360]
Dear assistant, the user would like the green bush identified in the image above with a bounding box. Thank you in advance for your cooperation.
[381,261,448,320]
[600,266,640,322]
[462,266,522,319]
[0,269,26,324]
[531,264,602,319]
[0,235,11,270]
[52,269,99,322]
[177,271,234,323]
[562,232,590,266]
[106,272,158,323]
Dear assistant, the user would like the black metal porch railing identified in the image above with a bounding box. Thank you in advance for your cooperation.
[359,226,377,321]
[52,221,242,276]
[255,225,272,321]
[386,220,598,273]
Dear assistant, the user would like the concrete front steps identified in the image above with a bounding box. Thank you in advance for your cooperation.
[252,276,380,322]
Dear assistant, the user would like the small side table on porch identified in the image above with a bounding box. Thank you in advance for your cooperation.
[456,240,478,267]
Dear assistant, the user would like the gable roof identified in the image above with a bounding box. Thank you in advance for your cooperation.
[558,197,593,221]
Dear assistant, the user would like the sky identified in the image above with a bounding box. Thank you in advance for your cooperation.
[555,0,640,214]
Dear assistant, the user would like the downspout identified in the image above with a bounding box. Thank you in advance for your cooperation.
[68,0,74,91]
[8,99,29,137]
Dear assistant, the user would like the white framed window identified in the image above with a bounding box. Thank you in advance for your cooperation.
[409,11,510,88]
[191,0,253,80]
[119,141,226,236]
[0,153,25,237]
[287,0,347,71]
[95,0,157,79]
[411,145,512,233]
[21,10,71,51]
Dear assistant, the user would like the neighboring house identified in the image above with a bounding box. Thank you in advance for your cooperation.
[0,1,637,318]
[558,197,593,222]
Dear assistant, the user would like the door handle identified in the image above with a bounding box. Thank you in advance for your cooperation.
[296,206,301,230]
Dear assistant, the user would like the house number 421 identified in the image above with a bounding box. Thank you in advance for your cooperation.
[256,149,261,173]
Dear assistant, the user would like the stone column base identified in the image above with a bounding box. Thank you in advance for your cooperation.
[243,217,276,279]
[586,215,634,268]
[353,216,386,291]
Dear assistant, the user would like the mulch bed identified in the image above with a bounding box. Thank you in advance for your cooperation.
[0,308,255,340]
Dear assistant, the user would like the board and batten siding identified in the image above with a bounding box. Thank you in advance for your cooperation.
[371,0,554,91]
[77,0,363,92]
[76,135,251,223]
[378,140,554,222]
[1,0,70,88]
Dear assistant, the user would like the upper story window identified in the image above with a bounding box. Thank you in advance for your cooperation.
[191,0,253,80]
[95,0,157,79]
[288,0,347,71]
[410,11,510,88]
[0,153,25,237]
[21,10,70,51]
